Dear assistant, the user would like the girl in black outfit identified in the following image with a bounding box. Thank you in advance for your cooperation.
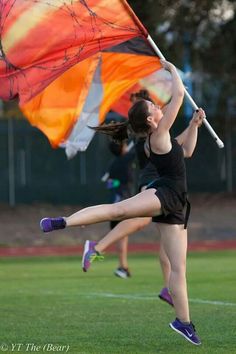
[40,60,205,345]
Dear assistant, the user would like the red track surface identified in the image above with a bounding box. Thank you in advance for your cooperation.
[0,240,236,257]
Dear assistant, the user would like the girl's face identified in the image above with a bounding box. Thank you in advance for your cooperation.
[146,101,163,124]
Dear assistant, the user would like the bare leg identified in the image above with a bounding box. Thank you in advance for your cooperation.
[96,217,151,253]
[117,237,129,269]
[65,189,161,227]
[159,238,171,288]
[157,223,189,323]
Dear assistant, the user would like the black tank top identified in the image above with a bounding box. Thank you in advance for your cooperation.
[148,136,187,194]
[135,137,148,170]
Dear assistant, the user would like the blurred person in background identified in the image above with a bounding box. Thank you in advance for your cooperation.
[101,139,135,278]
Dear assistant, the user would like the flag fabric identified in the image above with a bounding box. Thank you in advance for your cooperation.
[0,0,164,157]
[22,37,162,158]
[0,0,147,103]
[111,69,173,118]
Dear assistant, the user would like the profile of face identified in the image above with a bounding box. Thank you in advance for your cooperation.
[128,99,163,135]
[145,100,163,128]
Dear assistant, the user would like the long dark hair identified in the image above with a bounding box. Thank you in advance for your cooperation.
[89,89,152,142]
[128,100,150,135]
[90,120,129,142]
[130,89,154,104]
[128,89,153,134]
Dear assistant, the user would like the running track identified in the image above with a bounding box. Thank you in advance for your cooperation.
[0,240,236,257]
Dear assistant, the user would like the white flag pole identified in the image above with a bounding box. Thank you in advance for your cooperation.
[147,35,224,149]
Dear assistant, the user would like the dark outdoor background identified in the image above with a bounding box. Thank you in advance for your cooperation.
[0,115,234,205]
[0,0,235,207]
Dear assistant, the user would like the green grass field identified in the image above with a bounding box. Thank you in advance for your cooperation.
[0,251,236,354]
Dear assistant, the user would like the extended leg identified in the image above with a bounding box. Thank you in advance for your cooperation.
[158,223,201,345]
[159,239,171,288]
[158,235,173,306]
[96,217,151,253]
[40,189,160,233]
[158,224,189,322]
[117,237,129,269]
[66,189,161,226]
[82,217,151,273]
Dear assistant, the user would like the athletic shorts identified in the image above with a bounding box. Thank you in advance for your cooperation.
[146,178,189,227]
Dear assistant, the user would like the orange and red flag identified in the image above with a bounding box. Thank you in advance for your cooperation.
[0,0,165,157]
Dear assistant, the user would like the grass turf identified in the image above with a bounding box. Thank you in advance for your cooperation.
[0,251,236,354]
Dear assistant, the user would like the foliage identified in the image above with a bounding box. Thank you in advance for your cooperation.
[129,0,236,119]
[129,0,236,72]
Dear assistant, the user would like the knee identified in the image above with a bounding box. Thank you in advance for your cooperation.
[142,217,152,228]
[171,260,186,275]
[135,218,151,231]
[159,256,170,268]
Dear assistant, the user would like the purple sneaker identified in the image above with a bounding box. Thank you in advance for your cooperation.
[169,318,201,345]
[158,287,174,307]
[82,240,104,272]
[40,217,66,233]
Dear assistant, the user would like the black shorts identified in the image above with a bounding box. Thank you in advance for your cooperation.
[146,179,189,227]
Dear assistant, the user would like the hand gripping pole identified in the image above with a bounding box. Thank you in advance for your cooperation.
[147,35,224,148]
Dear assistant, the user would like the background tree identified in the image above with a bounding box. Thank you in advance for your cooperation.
[129,0,236,130]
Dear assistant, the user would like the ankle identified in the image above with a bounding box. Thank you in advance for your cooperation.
[94,245,101,254]
[119,265,129,270]
[177,317,190,325]
[63,217,68,227]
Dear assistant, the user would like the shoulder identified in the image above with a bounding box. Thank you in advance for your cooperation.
[150,130,172,154]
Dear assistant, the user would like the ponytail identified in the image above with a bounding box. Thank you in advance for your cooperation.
[89,120,129,142]
[89,89,152,141]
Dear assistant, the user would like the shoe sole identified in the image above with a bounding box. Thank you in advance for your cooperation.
[158,294,174,307]
[169,323,201,346]
[82,240,90,272]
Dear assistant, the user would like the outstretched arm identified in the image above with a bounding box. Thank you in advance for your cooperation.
[176,108,205,157]
[158,60,185,132]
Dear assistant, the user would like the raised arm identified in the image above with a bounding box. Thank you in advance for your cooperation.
[158,60,185,132]
[176,108,205,158]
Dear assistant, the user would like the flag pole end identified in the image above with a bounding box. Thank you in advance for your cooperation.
[216,139,224,149]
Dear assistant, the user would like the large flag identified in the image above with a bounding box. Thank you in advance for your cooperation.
[21,39,163,157]
[0,0,163,157]
[0,0,149,103]
[111,69,173,118]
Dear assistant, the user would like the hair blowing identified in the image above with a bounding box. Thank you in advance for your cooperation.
[89,100,150,143]
[90,120,129,142]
